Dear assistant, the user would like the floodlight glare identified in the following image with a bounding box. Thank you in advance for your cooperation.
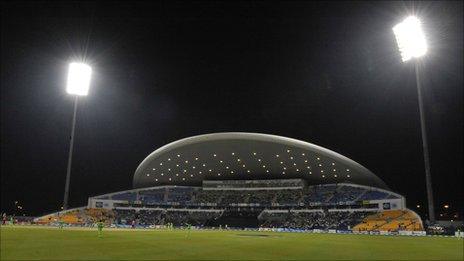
[66,62,92,95]
[393,16,427,62]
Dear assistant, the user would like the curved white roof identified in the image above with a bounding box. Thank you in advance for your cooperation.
[133,132,389,190]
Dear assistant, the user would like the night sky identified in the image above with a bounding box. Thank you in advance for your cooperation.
[1,1,462,219]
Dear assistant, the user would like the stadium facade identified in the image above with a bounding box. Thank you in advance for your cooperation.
[39,133,423,231]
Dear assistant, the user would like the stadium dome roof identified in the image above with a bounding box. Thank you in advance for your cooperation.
[133,133,389,190]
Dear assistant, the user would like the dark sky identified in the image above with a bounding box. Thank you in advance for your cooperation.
[1,1,462,219]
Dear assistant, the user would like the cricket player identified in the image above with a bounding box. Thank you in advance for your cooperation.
[97,220,104,238]
[185,223,192,238]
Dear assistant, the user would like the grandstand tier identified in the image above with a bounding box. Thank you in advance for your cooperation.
[35,133,423,232]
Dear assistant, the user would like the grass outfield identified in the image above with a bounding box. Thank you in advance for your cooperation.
[1,226,463,260]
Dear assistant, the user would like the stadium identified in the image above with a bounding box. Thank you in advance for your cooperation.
[3,133,463,260]
[2,2,463,260]
[35,133,424,232]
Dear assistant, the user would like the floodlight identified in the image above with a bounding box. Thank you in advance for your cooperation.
[392,16,427,62]
[66,62,92,95]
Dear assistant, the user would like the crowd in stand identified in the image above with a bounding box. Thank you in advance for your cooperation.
[111,208,223,227]
[108,207,372,230]
[203,179,305,189]
[31,183,406,230]
[97,184,397,207]
[259,211,372,230]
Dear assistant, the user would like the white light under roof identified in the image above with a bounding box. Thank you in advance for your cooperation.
[66,63,92,96]
[393,16,427,62]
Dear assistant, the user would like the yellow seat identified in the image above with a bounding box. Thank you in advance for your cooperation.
[353,209,423,232]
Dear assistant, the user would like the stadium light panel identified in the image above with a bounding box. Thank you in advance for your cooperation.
[393,16,427,62]
[66,63,92,96]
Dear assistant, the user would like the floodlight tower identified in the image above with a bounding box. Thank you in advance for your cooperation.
[393,16,435,223]
[63,62,92,210]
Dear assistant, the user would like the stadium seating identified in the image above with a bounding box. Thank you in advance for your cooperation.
[329,185,366,203]
[139,188,165,204]
[352,209,423,232]
[359,190,389,201]
[138,209,165,226]
[113,209,137,225]
[166,187,195,203]
[258,210,373,230]
[111,192,137,201]
[37,182,419,231]
[274,189,303,205]
[131,184,399,208]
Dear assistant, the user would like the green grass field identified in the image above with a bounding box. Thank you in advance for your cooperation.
[1,226,462,260]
